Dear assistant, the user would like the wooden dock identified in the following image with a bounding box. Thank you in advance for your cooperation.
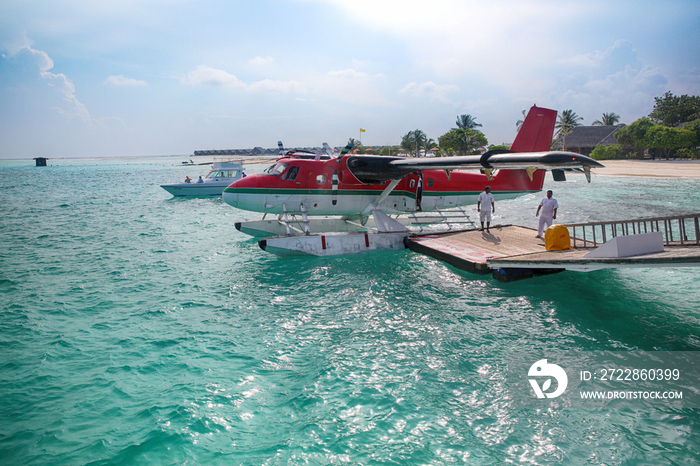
[406,225,541,274]
[406,220,700,281]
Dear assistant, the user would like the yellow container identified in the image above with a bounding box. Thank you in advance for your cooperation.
[545,224,571,251]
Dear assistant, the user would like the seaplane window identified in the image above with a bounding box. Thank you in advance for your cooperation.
[316,174,326,184]
[348,158,368,168]
[265,162,288,175]
[282,165,299,181]
[427,178,434,187]
[409,180,415,188]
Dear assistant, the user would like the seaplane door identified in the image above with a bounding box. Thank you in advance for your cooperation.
[406,173,419,209]
[425,176,444,208]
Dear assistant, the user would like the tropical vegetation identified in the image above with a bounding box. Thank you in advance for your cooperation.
[555,109,584,138]
[455,114,482,130]
[438,128,488,156]
[592,112,621,126]
[515,110,527,131]
[649,92,700,127]
[387,92,698,160]
[596,92,700,160]
[400,130,429,157]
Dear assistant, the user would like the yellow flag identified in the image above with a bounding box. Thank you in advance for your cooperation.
[360,128,365,132]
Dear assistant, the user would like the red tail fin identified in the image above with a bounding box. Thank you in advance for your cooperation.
[489,105,556,193]
[510,106,557,152]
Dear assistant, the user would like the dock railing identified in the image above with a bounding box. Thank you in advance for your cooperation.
[565,213,700,248]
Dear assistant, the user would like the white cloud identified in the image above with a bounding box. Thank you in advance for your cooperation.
[8,43,92,122]
[184,65,246,88]
[0,27,32,56]
[104,75,147,87]
[561,40,640,72]
[327,69,370,79]
[249,56,273,66]
[307,68,393,107]
[28,46,54,72]
[247,79,306,93]
[184,65,306,94]
[549,40,671,123]
[399,81,460,104]
[674,68,700,95]
[43,71,91,121]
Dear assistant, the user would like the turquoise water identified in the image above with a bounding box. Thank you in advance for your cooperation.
[1,157,699,465]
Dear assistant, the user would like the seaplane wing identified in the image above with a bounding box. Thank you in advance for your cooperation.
[344,151,603,184]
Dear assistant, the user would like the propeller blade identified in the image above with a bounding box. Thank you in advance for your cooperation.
[336,141,354,161]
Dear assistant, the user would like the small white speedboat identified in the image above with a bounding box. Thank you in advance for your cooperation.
[161,159,244,197]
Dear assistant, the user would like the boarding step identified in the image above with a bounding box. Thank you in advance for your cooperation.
[407,206,476,232]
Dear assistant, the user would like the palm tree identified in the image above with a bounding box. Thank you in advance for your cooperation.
[347,137,364,154]
[401,130,429,157]
[555,109,583,138]
[592,112,621,126]
[455,114,482,130]
[412,130,428,157]
[516,109,527,131]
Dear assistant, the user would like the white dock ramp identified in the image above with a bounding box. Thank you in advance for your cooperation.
[584,232,664,258]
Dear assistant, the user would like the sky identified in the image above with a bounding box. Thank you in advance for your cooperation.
[1,0,699,159]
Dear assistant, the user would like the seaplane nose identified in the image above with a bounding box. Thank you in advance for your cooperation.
[222,181,240,207]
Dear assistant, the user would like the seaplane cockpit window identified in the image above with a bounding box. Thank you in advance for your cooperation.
[427,178,434,187]
[265,162,288,175]
[281,165,299,181]
[409,179,416,188]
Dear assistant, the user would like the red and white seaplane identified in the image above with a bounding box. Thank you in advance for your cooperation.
[223,106,604,255]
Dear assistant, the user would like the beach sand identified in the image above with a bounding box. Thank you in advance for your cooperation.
[593,159,700,178]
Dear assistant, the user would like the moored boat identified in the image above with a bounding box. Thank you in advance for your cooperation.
[161,159,244,196]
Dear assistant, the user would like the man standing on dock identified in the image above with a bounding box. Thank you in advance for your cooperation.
[477,186,495,232]
[535,190,558,238]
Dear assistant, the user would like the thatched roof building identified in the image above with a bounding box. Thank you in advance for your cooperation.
[552,125,624,156]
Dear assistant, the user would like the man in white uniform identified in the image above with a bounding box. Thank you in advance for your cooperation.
[535,190,558,238]
[477,186,495,232]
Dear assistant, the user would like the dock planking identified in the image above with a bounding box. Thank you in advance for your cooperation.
[407,225,547,275]
[406,225,700,280]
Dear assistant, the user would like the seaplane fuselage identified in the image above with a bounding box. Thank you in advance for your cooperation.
[222,155,546,217]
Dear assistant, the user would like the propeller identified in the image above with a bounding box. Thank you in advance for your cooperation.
[336,141,354,162]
